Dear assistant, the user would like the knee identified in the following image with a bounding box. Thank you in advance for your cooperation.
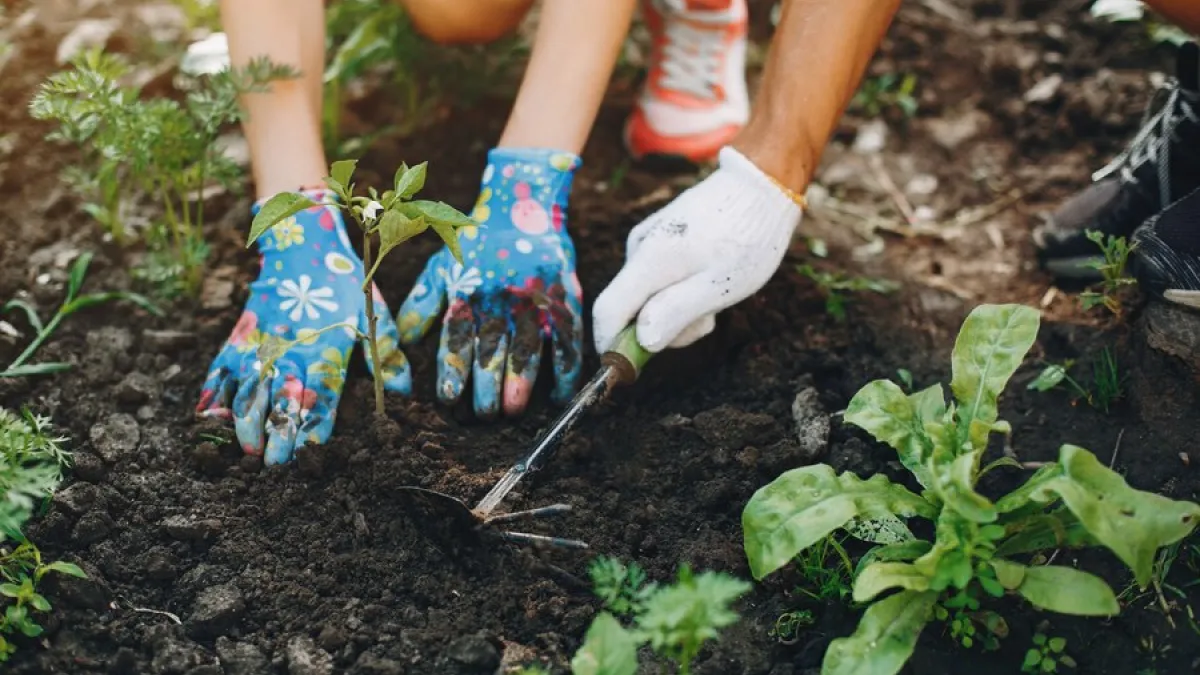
[397,0,533,45]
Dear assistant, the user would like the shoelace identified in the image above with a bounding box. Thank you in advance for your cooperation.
[657,17,725,100]
[1093,80,1200,208]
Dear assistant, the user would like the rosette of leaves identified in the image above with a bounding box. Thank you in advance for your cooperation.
[742,303,1200,675]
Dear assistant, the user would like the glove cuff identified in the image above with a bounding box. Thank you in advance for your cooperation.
[713,146,804,241]
[473,148,581,233]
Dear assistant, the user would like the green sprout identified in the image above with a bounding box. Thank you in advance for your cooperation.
[1022,631,1075,673]
[1,252,159,378]
[770,609,815,643]
[1027,348,1125,413]
[248,159,472,415]
[850,73,919,119]
[797,264,898,321]
[1079,230,1136,316]
[589,555,652,617]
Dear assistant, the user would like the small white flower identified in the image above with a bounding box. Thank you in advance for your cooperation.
[362,200,383,222]
[180,33,230,77]
[439,263,483,298]
[278,274,339,322]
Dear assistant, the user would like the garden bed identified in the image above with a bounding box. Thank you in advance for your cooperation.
[2,1,1199,674]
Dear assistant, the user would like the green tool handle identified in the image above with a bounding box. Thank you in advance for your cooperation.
[600,325,653,386]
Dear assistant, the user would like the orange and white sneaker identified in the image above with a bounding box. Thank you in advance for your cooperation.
[625,0,750,165]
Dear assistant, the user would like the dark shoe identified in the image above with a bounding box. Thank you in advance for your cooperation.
[1131,186,1200,308]
[1035,42,1200,281]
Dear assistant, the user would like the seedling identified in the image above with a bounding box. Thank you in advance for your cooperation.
[249,159,472,414]
[0,409,86,662]
[743,304,1200,675]
[1022,630,1075,673]
[1,252,159,378]
[30,50,296,296]
[589,555,652,617]
[797,264,898,321]
[770,609,815,643]
[896,369,914,391]
[571,563,750,675]
[1079,230,1136,316]
[934,585,1007,651]
[794,535,854,603]
[850,73,919,119]
[1027,348,1125,413]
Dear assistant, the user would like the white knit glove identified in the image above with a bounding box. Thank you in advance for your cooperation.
[592,146,804,354]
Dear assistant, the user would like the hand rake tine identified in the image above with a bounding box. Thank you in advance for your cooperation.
[483,504,573,526]
[498,530,590,550]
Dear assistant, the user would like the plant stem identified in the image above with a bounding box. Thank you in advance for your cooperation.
[361,228,384,416]
[7,312,64,371]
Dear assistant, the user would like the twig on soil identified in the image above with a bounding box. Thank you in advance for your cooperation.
[1110,428,1125,469]
[112,597,182,625]
[868,155,919,226]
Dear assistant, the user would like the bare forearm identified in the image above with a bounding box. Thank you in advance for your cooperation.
[499,0,637,153]
[733,0,901,194]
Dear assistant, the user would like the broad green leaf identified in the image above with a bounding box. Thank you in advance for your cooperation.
[924,421,996,523]
[394,161,428,199]
[908,383,946,424]
[429,219,464,265]
[29,594,51,612]
[1011,563,1120,616]
[1028,445,1200,587]
[248,193,318,247]
[852,562,931,602]
[844,512,915,544]
[990,558,1025,589]
[855,540,933,577]
[822,590,938,675]
[950,304,1039,449]
[996,463,1063,514]
[742,465,934,580]
[377,211,427,260]
[844,380,934,488]
[329,159,357,193]
[399,200,476,229]
[995,510,1097,557]
[570,612,639,675]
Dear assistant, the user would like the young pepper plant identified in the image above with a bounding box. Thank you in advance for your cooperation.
[247,159,471,414]
[742,303,1200,675]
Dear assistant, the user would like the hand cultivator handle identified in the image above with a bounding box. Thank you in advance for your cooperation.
[601,325,653,386]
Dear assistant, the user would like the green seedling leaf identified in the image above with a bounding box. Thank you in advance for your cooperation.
[742,465,934,579]
[844,380,934,489]
[39,561,86,579]
[248,193,319,247]
[999,562,1119,616]
[925,420,996,523]
[0,363,72,378]
[852,562,931,602]
[908,383,947,425]
[570,612,639,675]
[28,594,51,612]
[394,161,427,199]
[855,540,933,577]
[66,291,162,317]
[1028,445,1200,587]
[2,300,44,333]
[429,219,464,265]
[329,158,357,194]
[66,251,93,301]
[367,211,428,281]
[400,199,476,228]
[950,304,1040,450]
[822,590,938,675]
[1028,364,1067,392]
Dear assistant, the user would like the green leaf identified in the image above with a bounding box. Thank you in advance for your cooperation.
[329,159,358,193]
[40,561,86,579]
[0,363,73,378]
[950,304,1040,450]
[855,540,933,578]
[852,562,931,602]
[0,583,20,598]
[1002,562,1119,616]
[1029,445,1200,587]
[822,590,938,675]
[2,299,44,333]
[925,421,996,523]
[844,512,916,545]
[742,465,935,580]
[28,594,51,612]
[394,161,427,199]
[1028,364,1067,392]
[570,612,639,675]
[1024,649,1042,669]
[844,380,934,488]
[66,251,94,301]
[248,193,318,247]
[1048,637,1066,653]
[429,219,464,265]
[399,199,476,228]
[990,558,1025,590]
[908,383,947,424]
[66,291,162,318]
[371,210,428,278]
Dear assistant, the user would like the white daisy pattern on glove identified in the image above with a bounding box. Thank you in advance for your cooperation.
[278,274,338,322]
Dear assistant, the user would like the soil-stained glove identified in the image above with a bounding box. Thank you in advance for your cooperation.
[197,189,412,464]
[397,147,584,419]
[592,146,804,354]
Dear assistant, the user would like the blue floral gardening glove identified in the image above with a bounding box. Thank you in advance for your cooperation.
[197,189,411,464]
[397,148,584,419]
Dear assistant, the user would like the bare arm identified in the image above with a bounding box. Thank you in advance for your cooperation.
[733,0,902,195]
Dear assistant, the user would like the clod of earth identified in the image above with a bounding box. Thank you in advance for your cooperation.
[87,413,140,463]
[188,583,245,639]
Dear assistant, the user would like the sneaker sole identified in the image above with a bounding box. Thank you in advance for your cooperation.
[1164,289,1200,309]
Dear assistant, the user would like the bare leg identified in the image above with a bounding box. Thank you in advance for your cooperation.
[1145,0,1200,35]
[498,0,637,153]
[219,0,327,199]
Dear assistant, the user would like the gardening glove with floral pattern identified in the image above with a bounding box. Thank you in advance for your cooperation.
[197,189,412,464]
[592,146,804,354]
[397,147,583,419]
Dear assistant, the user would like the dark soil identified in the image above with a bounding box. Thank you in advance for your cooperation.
[2,1,1199,674]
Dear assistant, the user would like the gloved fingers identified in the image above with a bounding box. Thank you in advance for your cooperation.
[636,270,733,352]
[196,350,238,420]
[263,358,309,466]
[472,308,508,421]
[503,296,543,416]
[668,314,717,349]
[232,362,272,456]
[397,251,449,345]
[547,278,584,406]
[362,286,413,395]
[296,365,340,454]
[591,241,688,354]
[436,297,476,406]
